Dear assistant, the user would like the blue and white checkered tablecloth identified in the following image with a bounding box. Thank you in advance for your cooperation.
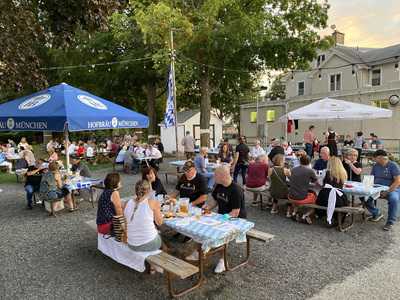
[169,160,219,170]
[65,177,102,191]
[164,214,254,253]
[343,181,388,199]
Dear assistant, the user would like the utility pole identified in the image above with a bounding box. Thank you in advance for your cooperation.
[170,29,179,157]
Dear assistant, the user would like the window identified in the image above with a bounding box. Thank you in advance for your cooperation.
[371,68,381,86]
[371,100,389,109]
[317,54,326,67]
[297,81,305,96]
[250,111,257,123]
[266,110,276,122]
[330,74,341,91]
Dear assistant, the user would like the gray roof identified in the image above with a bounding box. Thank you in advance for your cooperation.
[334,44,400,66]
[177,109,199,123]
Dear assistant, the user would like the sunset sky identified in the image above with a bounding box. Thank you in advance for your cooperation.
[320,0,400,48]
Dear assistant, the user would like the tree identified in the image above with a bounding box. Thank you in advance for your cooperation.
[268,75,286,101]
[0,0,125,99]
[133,0,330,146]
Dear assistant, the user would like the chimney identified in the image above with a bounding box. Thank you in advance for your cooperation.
[332,30,345,45]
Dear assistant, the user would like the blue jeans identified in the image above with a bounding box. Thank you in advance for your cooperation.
[305,143,313,158]
[366,188,400,225]
[25,185,34,206]
[233,164,248,185]
[201,172,215,190]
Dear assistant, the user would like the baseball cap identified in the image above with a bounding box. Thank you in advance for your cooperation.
[182,160,195,172]
[373,149,387,157]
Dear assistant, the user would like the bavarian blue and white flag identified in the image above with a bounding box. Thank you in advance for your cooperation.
[164,69,175,128]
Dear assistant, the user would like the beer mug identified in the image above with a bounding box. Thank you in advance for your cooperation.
[179,198,190,214]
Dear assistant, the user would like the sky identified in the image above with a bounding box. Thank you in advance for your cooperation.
[320,0,400,48]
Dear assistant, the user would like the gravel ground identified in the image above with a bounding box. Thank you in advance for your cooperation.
[0,161,398,300]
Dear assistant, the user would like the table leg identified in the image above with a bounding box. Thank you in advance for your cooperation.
[166,243,205,298]
[224,238,251,271]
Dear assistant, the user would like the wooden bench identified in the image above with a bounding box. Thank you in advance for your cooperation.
[246,229,275,243]
[85,219,200,298]
[244,185,271,210]
[298,203,365,232]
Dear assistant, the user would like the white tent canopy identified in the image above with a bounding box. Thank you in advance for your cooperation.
[279,97,393,121]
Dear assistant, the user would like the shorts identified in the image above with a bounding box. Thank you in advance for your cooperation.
[47,188,69,200]
[128,234,162,252]
[289,192,316,205]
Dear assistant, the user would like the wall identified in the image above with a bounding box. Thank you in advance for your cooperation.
[160,112,223,153]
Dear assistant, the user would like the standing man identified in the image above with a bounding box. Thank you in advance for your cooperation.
[186,165,247,272]
[303,125,316,158]
[181,131,196,160]
[365,150,400,231]
[232,136,250,185]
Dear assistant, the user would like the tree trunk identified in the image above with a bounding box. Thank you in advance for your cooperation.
[199,73,211,147]
[145,81,157,135]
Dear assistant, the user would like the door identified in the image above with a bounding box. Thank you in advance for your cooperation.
[193,124,215,148]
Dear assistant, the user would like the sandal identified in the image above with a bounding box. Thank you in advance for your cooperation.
[303,215,312,225]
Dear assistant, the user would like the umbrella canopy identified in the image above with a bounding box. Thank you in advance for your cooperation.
[279,97,392,121]
[0,83,149,132]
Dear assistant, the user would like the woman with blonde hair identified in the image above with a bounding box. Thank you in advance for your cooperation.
[268,154,290,214]
[124,180,163,252]
[314,157,349,224]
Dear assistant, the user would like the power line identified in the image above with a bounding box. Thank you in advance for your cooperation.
[40,56,153,71]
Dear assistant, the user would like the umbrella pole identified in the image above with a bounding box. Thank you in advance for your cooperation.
[64,128,70,174]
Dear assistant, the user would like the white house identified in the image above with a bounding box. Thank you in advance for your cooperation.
[240,31,400,149]
[159,109,223,153]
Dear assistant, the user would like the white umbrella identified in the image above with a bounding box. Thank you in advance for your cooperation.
[279,97,392,121]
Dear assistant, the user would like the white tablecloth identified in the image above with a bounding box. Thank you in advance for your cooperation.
[97,234,161,272]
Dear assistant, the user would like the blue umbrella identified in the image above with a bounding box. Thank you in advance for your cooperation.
[0,82,149,132]
[0,83,149,169]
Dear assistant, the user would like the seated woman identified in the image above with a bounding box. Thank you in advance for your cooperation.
[315,156,349,224]
[288,155,318,218]
[47,148,58,163]
[342,148,362,182]
[96,173,124,234]
[124,180,163,254]
[268,154,290,214]
[218,143,233,164]
[40,161,75,214]
[142,167,167,196]
[245,154,269,206]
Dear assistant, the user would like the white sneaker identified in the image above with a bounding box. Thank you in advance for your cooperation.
[214,259,226,273]
[185,251,199,261]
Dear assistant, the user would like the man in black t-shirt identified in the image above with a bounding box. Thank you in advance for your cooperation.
[170,160,208,207]
[24,158,46,209]
[232,136,250,185]
[201,165,247,273]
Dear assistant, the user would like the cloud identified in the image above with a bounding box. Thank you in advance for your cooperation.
[320,0,400,47]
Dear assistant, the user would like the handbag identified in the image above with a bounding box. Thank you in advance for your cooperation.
[112,215,126,243]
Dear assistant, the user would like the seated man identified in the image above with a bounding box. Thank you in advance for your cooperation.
[24,158,46,209]
[250,140,266,160]
[194,147,214,190]
[366,150,400,231]
[313,146,330,171]
[145,144,162,170]
[71,156,92,178]
[187,165,246,272]
[169,160,208,208]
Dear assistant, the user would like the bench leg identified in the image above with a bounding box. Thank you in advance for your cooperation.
[89,188,95,208]
[337,212,354,232]
[224,237,251,271]
[166,245,204,298]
